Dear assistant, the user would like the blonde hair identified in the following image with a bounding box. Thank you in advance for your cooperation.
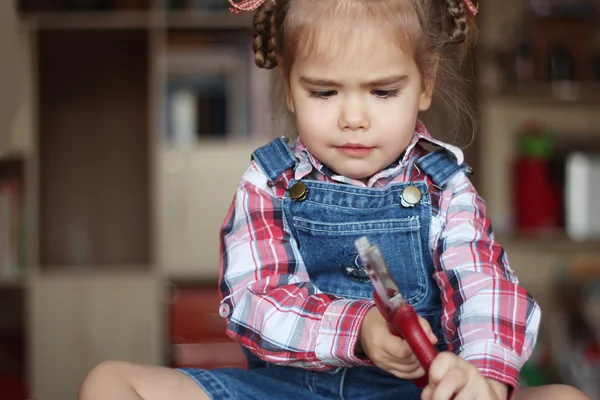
[253,0,479,144]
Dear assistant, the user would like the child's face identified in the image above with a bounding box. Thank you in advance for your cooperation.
[286,25,433,180]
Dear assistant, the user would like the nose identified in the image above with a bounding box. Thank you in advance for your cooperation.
[338,95,369,131]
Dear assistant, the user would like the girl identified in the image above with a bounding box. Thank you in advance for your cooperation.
[79,1,590,399]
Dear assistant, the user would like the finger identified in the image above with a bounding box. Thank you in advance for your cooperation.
[431,368,469,400]
[380,353,422,375]
[421,384,434,400]
[388,364,426,380]
[417,316,439,344]
[399,353,418,367]
[384,335,414,359]
[428,352,463,385]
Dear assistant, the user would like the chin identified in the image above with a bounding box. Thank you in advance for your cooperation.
[343,170,377,181]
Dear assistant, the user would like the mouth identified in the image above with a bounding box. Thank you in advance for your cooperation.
[339,143,372,149]
[335,144,375,158]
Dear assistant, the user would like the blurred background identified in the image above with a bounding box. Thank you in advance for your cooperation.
[0,0,599,399]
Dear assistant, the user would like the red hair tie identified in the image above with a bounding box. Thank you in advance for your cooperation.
[228,0,269,13]
[464,0,479,16]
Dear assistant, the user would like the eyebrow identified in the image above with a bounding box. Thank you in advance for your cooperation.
[299,75,408,87]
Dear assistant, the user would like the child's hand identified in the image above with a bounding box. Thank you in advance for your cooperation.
[359,307,438,380]
[421,352,508,400]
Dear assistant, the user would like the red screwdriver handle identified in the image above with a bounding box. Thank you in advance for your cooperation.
[373,291,437,388]
[391,302,437,387]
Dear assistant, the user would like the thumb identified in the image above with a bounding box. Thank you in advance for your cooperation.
[417,316,438,344]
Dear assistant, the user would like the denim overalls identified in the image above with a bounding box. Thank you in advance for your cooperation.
[180,137,469,400]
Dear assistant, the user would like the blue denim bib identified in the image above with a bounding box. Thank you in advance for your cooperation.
[252,137,469,349]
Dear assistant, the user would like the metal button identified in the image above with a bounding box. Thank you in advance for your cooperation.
[400,185,422,208]
[219,303,231,318]
[289,182,308,201]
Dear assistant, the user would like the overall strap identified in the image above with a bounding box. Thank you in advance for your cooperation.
[415,149,471,188]
[251,136,297,182]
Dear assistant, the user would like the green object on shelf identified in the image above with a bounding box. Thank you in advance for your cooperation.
[517,123,554,159]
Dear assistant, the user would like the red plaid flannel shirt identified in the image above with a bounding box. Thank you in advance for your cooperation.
[218,122,541,391]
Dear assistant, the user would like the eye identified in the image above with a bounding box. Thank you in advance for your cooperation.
[309,90,337,99]
[371,89,399,99]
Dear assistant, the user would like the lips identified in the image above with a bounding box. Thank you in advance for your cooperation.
[339,143,371,149]
[336,144,374,158]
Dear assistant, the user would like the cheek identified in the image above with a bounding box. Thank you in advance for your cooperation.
[293,97,332,130]
[295,109,325,138]
[378,99,418,123]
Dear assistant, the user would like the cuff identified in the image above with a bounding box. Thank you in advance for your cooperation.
[316,299,375,367]
[459,341,522,398]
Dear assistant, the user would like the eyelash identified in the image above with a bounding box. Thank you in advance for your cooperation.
[308,89,400,100]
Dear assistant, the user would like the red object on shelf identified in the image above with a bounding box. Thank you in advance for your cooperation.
[169,286,227,343]
[514,158,560,233]
[172,342,247,370]
[513,122,561,234]
[0,375,28,400]
[168,285,247,370]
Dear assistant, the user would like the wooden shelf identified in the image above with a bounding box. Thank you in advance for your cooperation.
[21,11,159,30]
[166,10,253,29]
[19,10,253,30]
[0,149,28,161]
[0,277,25,289]
[497,233,600,254]
[484,81,600,105]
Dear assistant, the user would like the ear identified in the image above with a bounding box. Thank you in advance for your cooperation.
[419,55,439,112]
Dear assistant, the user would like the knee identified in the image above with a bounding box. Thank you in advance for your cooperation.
[547,385,591,400]
[517,384,591,400]
[79,360,133,399]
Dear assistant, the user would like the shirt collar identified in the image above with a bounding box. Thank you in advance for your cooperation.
[406,121,464,164]
[292,121,464,184]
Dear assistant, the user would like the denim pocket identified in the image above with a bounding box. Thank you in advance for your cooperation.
[292,216,428,304]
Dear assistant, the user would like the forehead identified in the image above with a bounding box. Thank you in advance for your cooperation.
[291,24,416,76]
[285,1,418,70]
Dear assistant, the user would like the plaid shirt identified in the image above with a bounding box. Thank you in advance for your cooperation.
[219,122,541,390]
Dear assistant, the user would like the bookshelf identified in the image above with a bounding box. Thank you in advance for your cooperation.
[477,0,600,242]
[4,0,270,398]
[477,3,600,391]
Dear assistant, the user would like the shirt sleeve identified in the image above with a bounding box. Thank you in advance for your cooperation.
[432,171,542,393]
[218,162,374,370]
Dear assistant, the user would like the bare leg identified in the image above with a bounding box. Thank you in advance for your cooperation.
[515,384,591,400]
[78,361,210,400]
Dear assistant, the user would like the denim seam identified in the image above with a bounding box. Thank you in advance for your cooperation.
[338,368,348,400]
[295,200,430,211]
[295,226,418,234]
[294,184,427,198]
[293,216,418,226]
